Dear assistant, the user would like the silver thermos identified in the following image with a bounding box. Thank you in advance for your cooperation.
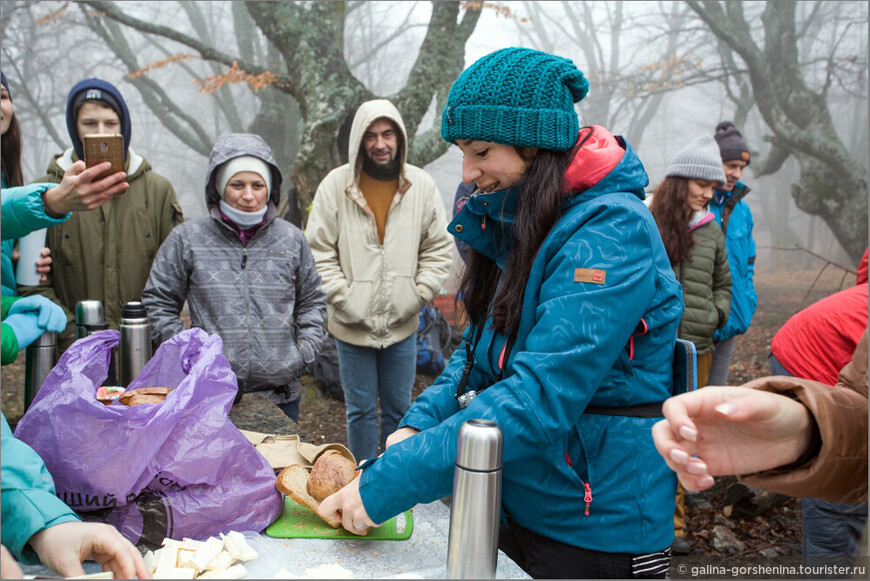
[75,299,115,384]
[446,419,503,579]
[75,300,109,339]
[119,301,152,387]
[24,331,56,409]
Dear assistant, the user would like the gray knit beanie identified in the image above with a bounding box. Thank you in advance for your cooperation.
[714,121,750,165]
[666,135,726,184]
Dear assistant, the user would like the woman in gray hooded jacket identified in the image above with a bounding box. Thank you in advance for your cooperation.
[142,133,327,420]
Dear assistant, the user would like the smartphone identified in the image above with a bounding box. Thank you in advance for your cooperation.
[83,133,125,180]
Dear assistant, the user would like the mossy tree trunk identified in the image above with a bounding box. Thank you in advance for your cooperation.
[687,0,868,262]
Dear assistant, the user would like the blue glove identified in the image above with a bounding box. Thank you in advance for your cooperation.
[3,312,43,350]
[7,295,67,332]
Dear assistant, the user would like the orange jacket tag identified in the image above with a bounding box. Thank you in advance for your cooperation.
[574,268,606,285]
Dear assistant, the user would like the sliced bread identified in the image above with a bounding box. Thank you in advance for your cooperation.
[275,465,342,528]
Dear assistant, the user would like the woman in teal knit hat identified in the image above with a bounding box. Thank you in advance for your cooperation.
[320,47,684,579]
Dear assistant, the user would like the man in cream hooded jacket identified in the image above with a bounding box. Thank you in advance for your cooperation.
[305,99,453,461]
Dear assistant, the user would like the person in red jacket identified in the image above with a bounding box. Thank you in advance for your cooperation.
[769,284,868,386]
[768,283,868,558]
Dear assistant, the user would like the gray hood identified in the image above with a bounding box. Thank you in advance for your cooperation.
[205,133,283,210]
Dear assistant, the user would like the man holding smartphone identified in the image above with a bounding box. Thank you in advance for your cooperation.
[19,78,183,352]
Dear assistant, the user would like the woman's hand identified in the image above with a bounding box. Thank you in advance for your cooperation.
[27,521,151,579]
[651,386,814,492]
[44,161,128,214]
[317,476,378,536]
[385,426,419,449]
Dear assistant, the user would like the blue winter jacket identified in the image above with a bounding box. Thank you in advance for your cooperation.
[710,182,756,341]
[1,175,71,296]
[1,411,80,563]
[358,136,683,554]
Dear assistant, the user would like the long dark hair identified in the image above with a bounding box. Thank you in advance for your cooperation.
[649,176,693,266]
[1,114,23,186]
[459,143,581,336]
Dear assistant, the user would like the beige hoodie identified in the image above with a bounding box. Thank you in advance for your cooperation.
[305,100,453,348]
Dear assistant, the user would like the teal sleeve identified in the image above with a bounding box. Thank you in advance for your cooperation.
[1,412,80,564]
[0,184,71,241]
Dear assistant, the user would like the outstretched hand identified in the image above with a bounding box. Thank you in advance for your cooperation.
[651,386,814,492]
[27,521,151,579]
[45,161,128,213]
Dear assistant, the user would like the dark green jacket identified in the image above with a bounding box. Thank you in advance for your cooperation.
[19,148,183,352]
[1,295,22,364]
[674,212,731,353]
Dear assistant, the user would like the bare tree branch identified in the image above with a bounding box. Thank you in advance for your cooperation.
[80,6,214,155]
[3,60,67,150]
[80,1,295,93]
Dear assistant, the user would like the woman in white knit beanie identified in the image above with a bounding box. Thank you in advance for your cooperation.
[142,134,327,423]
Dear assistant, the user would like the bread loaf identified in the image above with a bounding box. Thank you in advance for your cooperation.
[120,387,172,406]
[275,465,342,528]
[306,450,359,502]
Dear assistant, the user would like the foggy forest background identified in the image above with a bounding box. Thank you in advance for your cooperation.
[1,0,867,281]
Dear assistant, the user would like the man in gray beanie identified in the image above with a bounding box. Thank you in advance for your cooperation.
[707,121,757,388]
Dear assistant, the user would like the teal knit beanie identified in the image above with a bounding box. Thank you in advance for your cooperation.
[441,47,589,152]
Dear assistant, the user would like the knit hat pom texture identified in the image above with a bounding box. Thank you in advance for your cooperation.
[442,47,589,152]
[714,120,750,165]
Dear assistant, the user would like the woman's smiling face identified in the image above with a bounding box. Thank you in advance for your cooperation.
[457,140,535,193]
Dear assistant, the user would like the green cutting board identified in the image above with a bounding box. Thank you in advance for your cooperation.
[265,497,413,540]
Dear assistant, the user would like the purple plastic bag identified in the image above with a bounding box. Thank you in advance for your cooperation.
[14,328,283,548]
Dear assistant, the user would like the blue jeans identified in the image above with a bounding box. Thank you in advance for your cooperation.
[802,498,868,557]
[768,352,794,377]
[708,336,736,385]
[334,334,417,462]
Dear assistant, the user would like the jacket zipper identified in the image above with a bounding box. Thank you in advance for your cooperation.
[584,482,593,516]
[379,245,386,347]
[564,445,594,516]
[241,244,252,383]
